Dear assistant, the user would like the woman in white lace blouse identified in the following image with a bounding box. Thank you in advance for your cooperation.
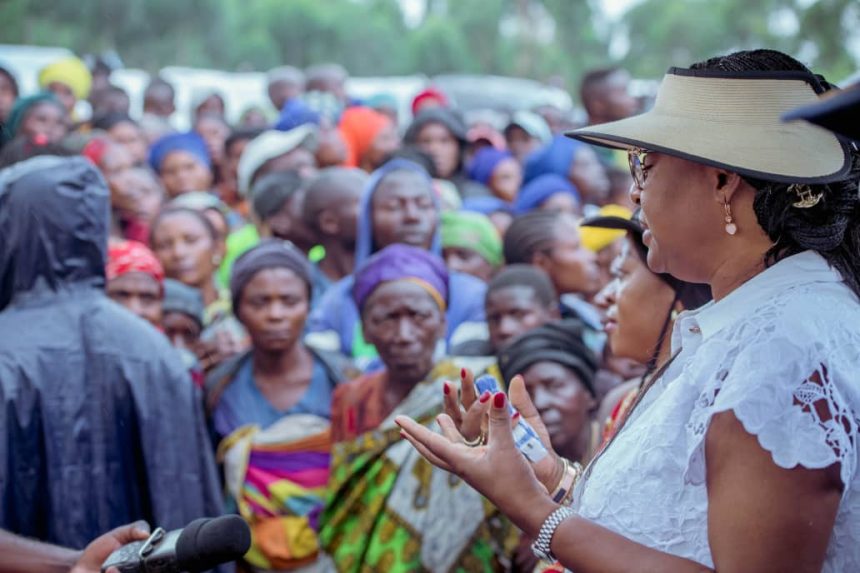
[397,49,860,572]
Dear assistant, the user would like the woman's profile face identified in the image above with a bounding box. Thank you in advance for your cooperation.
[596,238,676,364]
[632,153,716,283]
[569,145,610,205]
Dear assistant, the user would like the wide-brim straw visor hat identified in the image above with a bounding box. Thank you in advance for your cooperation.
[569,67,853,184]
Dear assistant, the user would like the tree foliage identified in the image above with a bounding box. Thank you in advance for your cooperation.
[0,0,855,87]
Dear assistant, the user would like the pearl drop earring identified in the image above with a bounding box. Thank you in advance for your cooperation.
[723,200,737,236]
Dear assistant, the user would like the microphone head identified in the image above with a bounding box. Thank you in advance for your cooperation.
[175,515,251,572]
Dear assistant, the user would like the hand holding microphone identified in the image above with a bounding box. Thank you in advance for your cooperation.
[100,516,250,573]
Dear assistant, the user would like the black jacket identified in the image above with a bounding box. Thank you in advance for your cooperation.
[0,157,223,549]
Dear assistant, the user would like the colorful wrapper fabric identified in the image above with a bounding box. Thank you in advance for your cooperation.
[218,414,333,570]
[319,361,518,572]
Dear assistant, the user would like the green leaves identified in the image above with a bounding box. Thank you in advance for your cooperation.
[0,0,855,87]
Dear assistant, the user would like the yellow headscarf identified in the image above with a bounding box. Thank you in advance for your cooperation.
[580,204,632,252]
[38,57,92,100]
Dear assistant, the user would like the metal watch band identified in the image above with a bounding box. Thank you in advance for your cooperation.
[531,506,575,562]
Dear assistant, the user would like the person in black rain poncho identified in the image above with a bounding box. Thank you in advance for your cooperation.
[0,156,223,550]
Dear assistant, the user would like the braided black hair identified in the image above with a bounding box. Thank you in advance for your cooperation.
[502,210,564,264]
[690,49,860,297]
[487,264,558,308]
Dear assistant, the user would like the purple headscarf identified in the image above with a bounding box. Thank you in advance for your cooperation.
[467,147,512,185]
[353,244,449,311]
[148,131,211,174]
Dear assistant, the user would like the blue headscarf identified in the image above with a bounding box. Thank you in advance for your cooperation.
[274,98,321,132]
[467,147,512,185]
[514,173,581,215]
[461,196,512,216]
[523,134,585,185]
[354,158,440,266]
[148,132,211,174]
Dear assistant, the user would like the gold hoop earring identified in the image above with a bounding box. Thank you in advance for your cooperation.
[723,200,737,236]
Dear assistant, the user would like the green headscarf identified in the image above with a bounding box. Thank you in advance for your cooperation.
[440,210,503,267]
[4,92,64,142]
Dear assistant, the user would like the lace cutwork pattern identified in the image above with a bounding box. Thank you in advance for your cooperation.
[572,278,860,571]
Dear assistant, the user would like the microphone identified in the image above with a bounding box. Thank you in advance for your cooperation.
[101,515,251,573]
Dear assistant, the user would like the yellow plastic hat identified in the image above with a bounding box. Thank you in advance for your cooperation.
[580,204,632,252]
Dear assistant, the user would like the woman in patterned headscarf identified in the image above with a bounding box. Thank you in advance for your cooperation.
[319,244,517,572]
[105,239,165,327]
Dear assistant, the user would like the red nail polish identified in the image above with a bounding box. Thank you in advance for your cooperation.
[493,392,506,408]
[479,391,491,403]
[443,382,450,395]
[512,412,521,421]
[460,368,466,380]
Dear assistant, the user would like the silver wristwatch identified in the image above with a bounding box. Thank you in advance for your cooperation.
[531,506,575,562]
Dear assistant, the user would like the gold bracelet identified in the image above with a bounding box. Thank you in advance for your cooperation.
[550,458,584,505]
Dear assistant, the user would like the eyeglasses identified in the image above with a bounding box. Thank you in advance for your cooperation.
[627,147,651,189]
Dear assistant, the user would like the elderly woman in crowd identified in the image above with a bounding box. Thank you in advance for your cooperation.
[319,244,517,572]
[206,239,350,571]
[499,320,601,465]
[307,158,487,366]
[399,49,860,572]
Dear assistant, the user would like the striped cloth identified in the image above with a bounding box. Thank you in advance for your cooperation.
[218,414,332,570]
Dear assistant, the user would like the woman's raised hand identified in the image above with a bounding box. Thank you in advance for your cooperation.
[396,389,559,538]
[442,368,492,444]
[440,368,564,492]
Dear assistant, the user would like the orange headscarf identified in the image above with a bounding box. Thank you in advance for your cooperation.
[338,107,391,168]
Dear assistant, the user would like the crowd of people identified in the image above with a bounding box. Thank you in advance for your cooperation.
[0,46,858,573]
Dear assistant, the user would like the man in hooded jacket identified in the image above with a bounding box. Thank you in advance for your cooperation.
[0,156,223,550]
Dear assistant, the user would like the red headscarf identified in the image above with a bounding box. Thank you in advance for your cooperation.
[82,137,111,167]
[411,87,449,116]
[106,239,165,287]
[338,107,392,168]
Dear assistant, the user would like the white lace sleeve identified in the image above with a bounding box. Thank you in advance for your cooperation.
[684,335,857,492]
